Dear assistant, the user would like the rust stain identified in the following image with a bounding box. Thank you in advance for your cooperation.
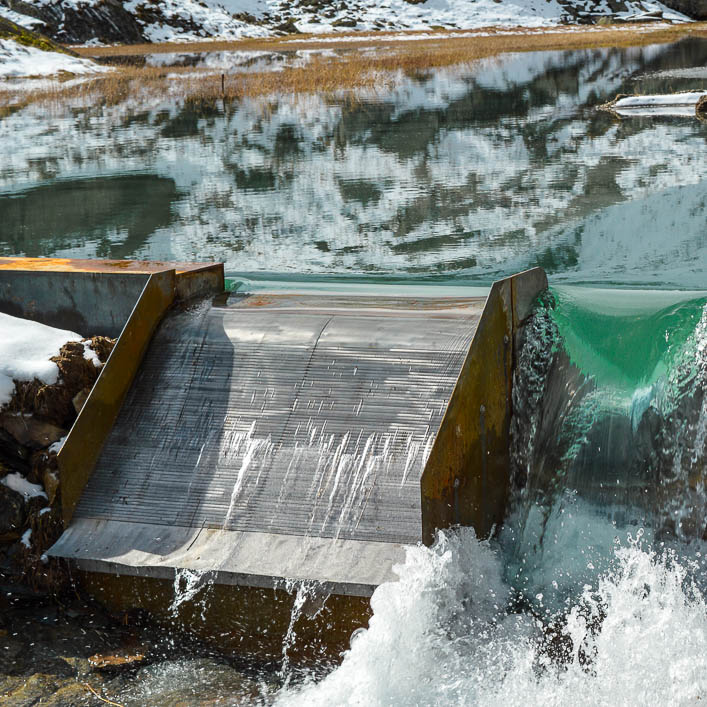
[0,257,221,277]
[244,295,275,307]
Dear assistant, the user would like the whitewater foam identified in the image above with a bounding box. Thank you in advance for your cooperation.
[278,527,706,706]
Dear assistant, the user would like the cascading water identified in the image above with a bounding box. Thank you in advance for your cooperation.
[278,287,707,705]
[503,287,707,607]
[279,528,707,706]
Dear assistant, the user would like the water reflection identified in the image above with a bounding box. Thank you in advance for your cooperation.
[0,39,705,287]
[0,176,179,259]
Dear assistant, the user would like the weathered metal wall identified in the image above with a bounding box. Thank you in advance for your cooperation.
[59,270,176,523]
[80,571,371,664]
[0,270,149,338]
[420,268,547,544]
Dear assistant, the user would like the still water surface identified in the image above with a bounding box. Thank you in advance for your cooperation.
[0,38,706,288]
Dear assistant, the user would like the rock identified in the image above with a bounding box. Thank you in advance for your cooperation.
[42,467,60,506]
[0,484,25,536]
[4,0,146,44]
[659,0,707,19]
[274,19,301,33]
[36,681,100,706]
[0,414,66,450]
[85,336,114,365]
[697,95,707,119]
[89,650,147,672]
[332,16,358,26]
[5,337,113,431]
[0,673,63,705]
[0,428,31,476]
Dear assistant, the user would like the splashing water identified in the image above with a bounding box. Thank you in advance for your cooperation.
[278,527,707,706]
[279,579,330,686]
[276,289,707,706]
[170,568,209,619]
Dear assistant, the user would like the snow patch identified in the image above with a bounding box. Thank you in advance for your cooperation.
[0,38,108,78]
[614,91,707,107]
[48,436,67,454]
[1,472,48,500]
[0,5,45,29]
[0,312,82,407]
[82,342,102,367]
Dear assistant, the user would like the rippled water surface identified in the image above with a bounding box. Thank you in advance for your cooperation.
[1,38,706,287]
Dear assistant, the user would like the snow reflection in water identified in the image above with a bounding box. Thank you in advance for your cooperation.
[0,39,705,287]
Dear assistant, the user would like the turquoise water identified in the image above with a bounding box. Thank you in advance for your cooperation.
[551,286,707,390]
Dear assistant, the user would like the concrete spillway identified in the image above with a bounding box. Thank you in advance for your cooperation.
[52,293,487,595]
[0,258,547,655]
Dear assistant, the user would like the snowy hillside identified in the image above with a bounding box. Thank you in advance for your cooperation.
[0,16,106,76]
[0,0,694,45]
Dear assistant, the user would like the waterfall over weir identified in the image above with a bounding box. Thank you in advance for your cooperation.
[277,288,707,705]
[13,256,699,698]
[503,287,707,607]
[42,263,546,660]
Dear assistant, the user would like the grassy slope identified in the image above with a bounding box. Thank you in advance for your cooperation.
[2,22,706,108]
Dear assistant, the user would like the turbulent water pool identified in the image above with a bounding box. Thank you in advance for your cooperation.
[0,36,706,706]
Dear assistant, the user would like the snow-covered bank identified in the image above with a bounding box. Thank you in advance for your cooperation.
[601,89,707,117]
[0,313,115,592]
[0,312,83,406]
[0,37,107,77]
[0,0,696,46]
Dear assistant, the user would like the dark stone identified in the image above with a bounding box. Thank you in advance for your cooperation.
[0,484,25,536]
[332,16,357,26]
[0,429,31,477]
[4,0,146,43]
[274,19,301,33]
[659,0,707,19]
[89,650,148,672]
[697,94,707,118]
[0,414,66,450]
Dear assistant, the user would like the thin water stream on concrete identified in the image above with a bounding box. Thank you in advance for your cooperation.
[0,37,706,705]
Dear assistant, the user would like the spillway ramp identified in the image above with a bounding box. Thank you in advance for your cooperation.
[48,275,548,597]
[51,293,482,594]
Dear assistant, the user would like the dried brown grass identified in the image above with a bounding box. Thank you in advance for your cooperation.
[71,23,707,57]
[3,23,706,109]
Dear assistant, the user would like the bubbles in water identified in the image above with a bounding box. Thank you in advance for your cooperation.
[278,528,707,707]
